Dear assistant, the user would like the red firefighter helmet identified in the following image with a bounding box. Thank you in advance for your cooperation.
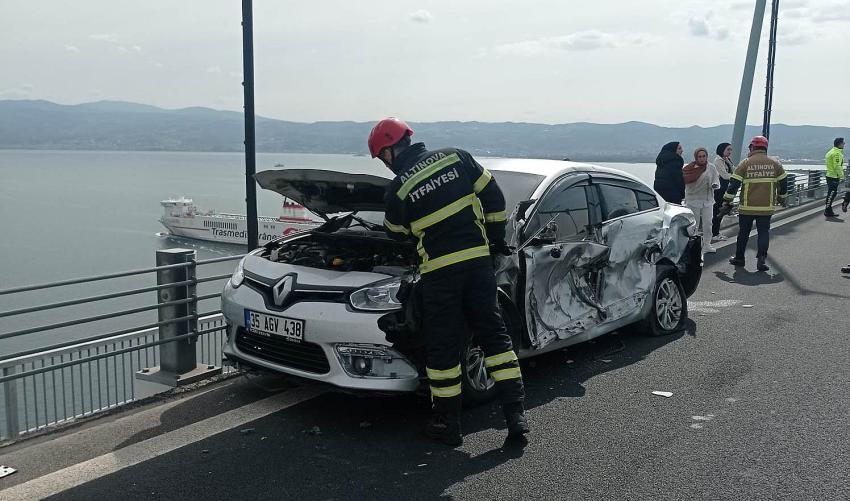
[750,135,769,149]
[367,117,414,158]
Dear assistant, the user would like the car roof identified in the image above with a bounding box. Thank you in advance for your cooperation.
[481,157,650,189]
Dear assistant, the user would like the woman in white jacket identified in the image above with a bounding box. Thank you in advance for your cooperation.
[683,147,720,253]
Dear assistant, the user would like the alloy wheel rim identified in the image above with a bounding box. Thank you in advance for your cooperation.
[466,346,496,392]
[655,277,683,331]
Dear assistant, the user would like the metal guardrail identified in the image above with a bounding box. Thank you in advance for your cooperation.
[0,250,244,443]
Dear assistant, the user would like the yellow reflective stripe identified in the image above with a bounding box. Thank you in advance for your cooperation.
[426,364,461,380]
[484,350,518,367]
[484,210,507,223]
[473,169,493,193]
[416,237,428,260]
[383,219,409,235]
[410,194,476,234]
[776,172,787,181]
[731,174,744,181]
[430,383,462,398]
[740,205,775,211]
[471,198,488,245]
[396,153,461,199]
[490,367,522,381]
[419,245,491,274]
[743,178,780,183]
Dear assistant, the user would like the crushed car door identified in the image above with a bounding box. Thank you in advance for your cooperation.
[521,176,610,350]
[590,180,665,324]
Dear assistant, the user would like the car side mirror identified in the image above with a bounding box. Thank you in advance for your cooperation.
[515,199,535,221]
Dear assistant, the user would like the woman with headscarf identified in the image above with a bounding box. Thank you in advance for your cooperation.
[711,142,734,241]
[654,142,685,204]
[683,147,720,253]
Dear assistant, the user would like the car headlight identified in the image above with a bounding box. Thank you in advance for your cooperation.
[349,278,403,311]
[229,257,246,288]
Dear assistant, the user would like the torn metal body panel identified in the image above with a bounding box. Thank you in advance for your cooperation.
[519,203,699,351]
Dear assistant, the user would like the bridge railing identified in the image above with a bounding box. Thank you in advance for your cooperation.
[0,251,243,443]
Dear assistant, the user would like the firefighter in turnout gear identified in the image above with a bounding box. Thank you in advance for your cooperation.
[368,117,528,446]
[723,135,787,272]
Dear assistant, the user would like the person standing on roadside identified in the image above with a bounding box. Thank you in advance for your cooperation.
[711,142,734,241]
[654,141,685,204]
[684,147,720,253]
[724,135,787,272]
[825,137,845,217]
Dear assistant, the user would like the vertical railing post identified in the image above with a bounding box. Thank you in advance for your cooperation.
[2,367,20,440]
[136,249,220,386]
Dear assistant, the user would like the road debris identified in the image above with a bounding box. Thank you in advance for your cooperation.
[0,465,16,478]
[742,304,754,308]
[359,421,372,429]
[565,359,574,364]
[651,391,674,398]
[417,464,428,467]
[599,359,612,364]
[240,427,255,435]
[305,426,322,436]
[201,449,210,454]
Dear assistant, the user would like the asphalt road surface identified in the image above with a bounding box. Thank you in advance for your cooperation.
[3,210,849,500]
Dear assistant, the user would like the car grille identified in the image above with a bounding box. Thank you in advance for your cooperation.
[235,328,330,374]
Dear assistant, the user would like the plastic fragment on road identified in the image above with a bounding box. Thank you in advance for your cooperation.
[240,427,255,435]
[742,304,754,308]
[565,359,574,364]
[305,426,322,435]
[651,391,674,398]
[0,465,16,478]
[359,421,372,428]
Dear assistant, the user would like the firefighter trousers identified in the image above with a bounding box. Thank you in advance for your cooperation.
[419,258,525,413]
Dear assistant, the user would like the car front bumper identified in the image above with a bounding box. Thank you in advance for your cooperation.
[221,282,421,393]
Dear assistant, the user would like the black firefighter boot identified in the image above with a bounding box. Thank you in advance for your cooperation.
[425,411,462,446]
[756,256,770,272]
[842,192,850,213]
[825,193,838,217]
[503,402,530,439]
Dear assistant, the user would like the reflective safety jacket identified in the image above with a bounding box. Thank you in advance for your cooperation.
[723,151,787,216]
[383,143,506,274]
[825,146,845,180]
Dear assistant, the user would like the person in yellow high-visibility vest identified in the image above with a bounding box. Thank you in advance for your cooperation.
[825,137,845,217]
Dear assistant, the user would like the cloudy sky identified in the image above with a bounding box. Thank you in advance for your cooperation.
[1,0,848,127]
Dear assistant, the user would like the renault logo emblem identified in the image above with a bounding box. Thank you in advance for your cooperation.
[272,274,295,306]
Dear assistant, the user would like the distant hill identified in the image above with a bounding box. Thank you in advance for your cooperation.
[0,100,845,163]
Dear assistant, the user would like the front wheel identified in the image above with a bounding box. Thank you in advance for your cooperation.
[461,342,497,406]
[642,268,688,336]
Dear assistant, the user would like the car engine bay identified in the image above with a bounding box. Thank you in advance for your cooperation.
[262,231,417,275]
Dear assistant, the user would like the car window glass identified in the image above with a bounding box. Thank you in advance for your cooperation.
[527,184,589,241]
[599,184,639,221]
[636,190,659,211]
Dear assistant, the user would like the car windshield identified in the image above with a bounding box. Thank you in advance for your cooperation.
[491,170,545,239]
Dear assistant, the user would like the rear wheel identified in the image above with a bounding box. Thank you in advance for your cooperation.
[641,268,688,336]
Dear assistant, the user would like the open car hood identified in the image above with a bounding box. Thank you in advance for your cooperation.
[255,168,391,217]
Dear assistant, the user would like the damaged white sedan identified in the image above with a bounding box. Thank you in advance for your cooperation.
[220,159,702,401]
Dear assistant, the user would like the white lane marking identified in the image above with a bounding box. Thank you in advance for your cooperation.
[1,386,325,500]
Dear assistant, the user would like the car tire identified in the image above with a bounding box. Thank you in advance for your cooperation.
[460,300,518,407]
[641,267,688,336]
